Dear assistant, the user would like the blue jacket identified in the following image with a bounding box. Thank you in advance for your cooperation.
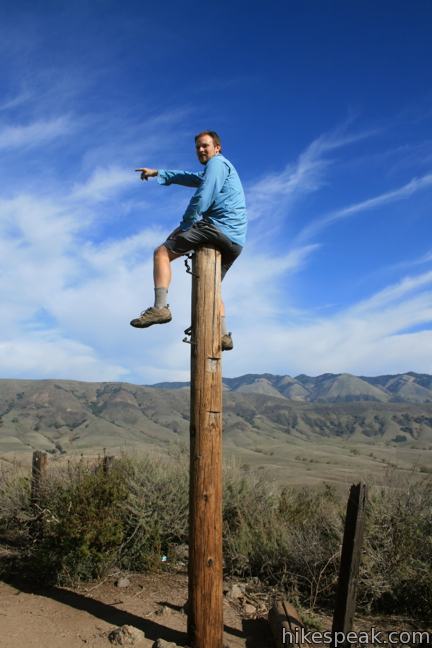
[157,154,247,246]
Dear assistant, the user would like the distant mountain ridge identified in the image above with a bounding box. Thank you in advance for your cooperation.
[1,375,432,456]
[152,371,432,403]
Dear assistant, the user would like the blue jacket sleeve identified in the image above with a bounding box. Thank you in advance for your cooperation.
[157,169,203,187]
[180,156,229,229]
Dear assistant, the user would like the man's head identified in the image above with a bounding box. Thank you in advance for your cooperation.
[195,131,221,164]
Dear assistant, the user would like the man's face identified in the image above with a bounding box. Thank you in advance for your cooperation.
[195,134,221,165]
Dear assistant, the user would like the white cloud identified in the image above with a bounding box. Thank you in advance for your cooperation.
[246,126,374,222]
[0,116,73,150]
[1,114,431,384]
[223,244,320,319]
[0,194,80,338]
[72,166,137,202]
[80,229,164,269]
[353,270,432,313]
[224,270,432,378]
[0,335,127,381]
[2,187,431,382]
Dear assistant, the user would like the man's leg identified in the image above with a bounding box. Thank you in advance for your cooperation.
[153,244,182,308]
[130,244,182,329]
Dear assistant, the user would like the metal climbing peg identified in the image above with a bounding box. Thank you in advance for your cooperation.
[183,325,195,345]
[184,253,199,278]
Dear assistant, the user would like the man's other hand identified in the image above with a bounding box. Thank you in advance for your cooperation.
[135,168,158,181]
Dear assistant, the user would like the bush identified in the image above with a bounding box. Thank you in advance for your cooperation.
[120,455,189,571]
[223,470,342,608]
[361,473,432,617]
[0,456,189,584]
[0,454,431,619]
[0,461,32,542]
[32,460,128,584]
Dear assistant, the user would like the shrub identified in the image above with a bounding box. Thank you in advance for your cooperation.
[361,473,432,617]
[0,461,32,541]
[120,455,189,571]
[31,460,128,584]
[0,454,431,619]
[223,469,342,609]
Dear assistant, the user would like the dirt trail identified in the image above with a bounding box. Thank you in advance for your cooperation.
[0,573,274,648]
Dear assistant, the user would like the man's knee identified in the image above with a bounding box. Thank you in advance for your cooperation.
[154,244,168,259]
[154,244,181,262]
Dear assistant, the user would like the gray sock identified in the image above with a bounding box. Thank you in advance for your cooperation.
[154,287,168,309]
[221,316,228,336]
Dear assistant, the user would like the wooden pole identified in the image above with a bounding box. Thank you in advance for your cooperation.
[269,599,304,648]
[188,246,223,648]
[332,482,368,645]
[102,455,115,475]
[31,450,48,507]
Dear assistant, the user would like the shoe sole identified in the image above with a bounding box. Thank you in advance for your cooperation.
[130,316,172,329]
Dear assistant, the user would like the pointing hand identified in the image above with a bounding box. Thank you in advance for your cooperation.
[135,168,158,181]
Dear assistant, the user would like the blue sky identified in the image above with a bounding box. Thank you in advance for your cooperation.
[1,1,432,383]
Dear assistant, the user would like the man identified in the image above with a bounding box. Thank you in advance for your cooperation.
[131,130,247,351]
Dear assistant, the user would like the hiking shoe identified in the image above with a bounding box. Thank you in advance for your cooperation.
[221,333,233,351]
[184,325,233,351]
[130,306,172,328]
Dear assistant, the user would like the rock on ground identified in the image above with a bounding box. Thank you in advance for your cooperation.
[108,625,145,645]
[228,584,244,600]
[243,603,257,616]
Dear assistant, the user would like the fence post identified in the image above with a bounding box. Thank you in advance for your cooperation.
[188,246,223,648]
[332,481,368,644]
[102,455,115,475]
[31,450,48,507]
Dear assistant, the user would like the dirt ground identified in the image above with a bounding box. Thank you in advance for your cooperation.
[1,568,430,648]
[0,572,274,648]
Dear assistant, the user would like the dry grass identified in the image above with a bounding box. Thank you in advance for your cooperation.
[0,455,430,619]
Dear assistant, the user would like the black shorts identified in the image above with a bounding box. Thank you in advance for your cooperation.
[163,220,242,279]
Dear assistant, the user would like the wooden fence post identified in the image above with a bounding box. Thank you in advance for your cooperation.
[31,450,48,507]
[102,455,115,475]
[332,481,368,644]
[269,599,304,648]
[188,246,223,648]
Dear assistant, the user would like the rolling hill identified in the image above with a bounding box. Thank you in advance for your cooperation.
[0,374,432,458]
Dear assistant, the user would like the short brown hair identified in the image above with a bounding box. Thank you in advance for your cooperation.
[195,130,222,150]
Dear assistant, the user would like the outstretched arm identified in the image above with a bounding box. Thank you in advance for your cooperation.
[135,167,203,187]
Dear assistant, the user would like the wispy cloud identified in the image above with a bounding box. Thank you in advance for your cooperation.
[0,116,73,150]
[353,270,432,313]
[0,91,31,112]
[72,166,137,202]
[246,125,375,222]
[299,172,432,240]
